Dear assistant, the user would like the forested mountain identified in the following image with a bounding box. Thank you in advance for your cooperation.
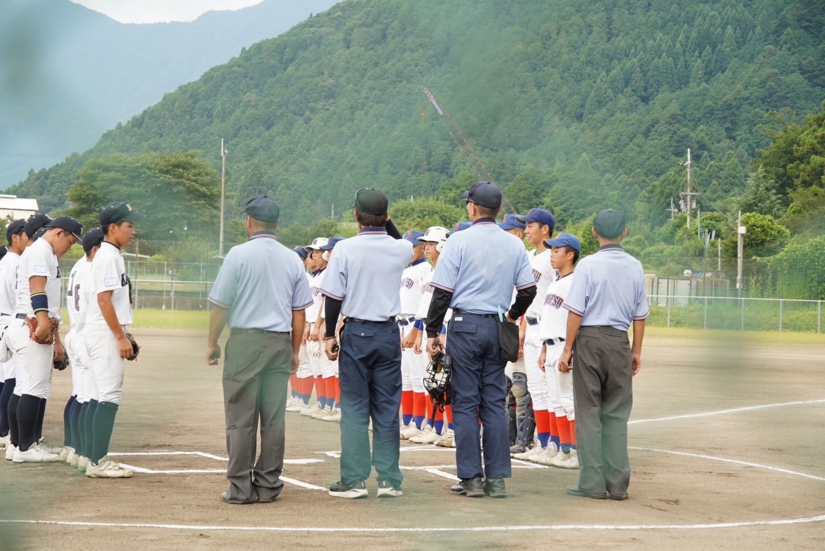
[0,0,340,187]
[12,0,825,227]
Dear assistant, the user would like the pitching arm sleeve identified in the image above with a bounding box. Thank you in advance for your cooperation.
[425,287,453,339]
[508,285,538,321]
[324,297,343,339]
[385,219,403,240]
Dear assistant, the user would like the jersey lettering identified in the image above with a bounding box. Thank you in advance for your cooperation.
[401,277,415,290]
[544,293,565,309]
[532,269,542,283]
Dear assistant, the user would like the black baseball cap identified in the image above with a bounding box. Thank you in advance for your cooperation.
[462,181,502,209]
[24,214,51,238]
[593,209,627,239]
[82,227,105,252]
[353,188,388,216]
[242,194,280,223]
[5,219,26,244]
[47,216,83,240]
[100,202,145,227]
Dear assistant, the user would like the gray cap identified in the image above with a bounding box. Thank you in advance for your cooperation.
[243,194,280,223]
[593,209,626,239]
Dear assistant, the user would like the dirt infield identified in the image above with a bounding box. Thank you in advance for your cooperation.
[1,328,824,550]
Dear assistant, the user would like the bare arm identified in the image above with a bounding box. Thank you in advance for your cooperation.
[558,312,583,373]
[631,319,645,376]
[290,309,306,374]
[206,305,230,365]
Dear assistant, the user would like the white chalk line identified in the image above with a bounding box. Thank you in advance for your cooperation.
[424,468,458,481]
[630,398,825,425]
[400,464,544,471]
[2,515,825,533]
[630,447,825,482]
[108,451,323,465]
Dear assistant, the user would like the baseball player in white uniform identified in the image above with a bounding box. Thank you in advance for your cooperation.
[538,233,581,469]
[287,246,313,412]
[408,226,452,446]
[83,202,143,478]
[6,217,82,463]
[62,228,104,469]
[311,237,344,422]
[512,209,558,464]
[398,230,429,439]
[0,220,28,450]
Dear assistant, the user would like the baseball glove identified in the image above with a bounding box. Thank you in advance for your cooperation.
[53,356,69,371]
[125,332,140,361]
[27,317,59,345]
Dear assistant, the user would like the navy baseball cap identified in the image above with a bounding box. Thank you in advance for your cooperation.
[403,230,425,245]
[462,181,502,209]
[517,208,556,231]
[242,195,280,224]
[353,188,389,216]
[47,216,83,240]
[6,219,26,244]
[293,245,308,260]
[100,202,145,227]
[452,221,471,233]
[498,214,526,231]
[82,227,105,253]
[544,233,581,253]
[24,214,51,238]
[319,235,345,251]
[593,209,626,239]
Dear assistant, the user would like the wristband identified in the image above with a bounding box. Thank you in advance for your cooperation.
[414,319,424,331]
[31,293,48,314]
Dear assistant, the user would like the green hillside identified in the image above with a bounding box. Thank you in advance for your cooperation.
[13,0,825,230]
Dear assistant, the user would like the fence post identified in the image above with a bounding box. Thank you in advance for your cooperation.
[741,298,745,331]
[667,293,671,328]
[818,301,821,335]
[779,299,783,333]
[704,297,708,329]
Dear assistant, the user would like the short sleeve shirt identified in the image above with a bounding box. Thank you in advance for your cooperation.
[66,257,93,328]
[320,228,413,321]
[85,242,132,326]
[431,220,536,314]
[209,232,313,332]
[539,272,575,340]
[306,270,325,323]
[526,249,556,319]
[400,259,430,317]
[563,245,649,331]
[16,239,62,320]
[0,252,21,318]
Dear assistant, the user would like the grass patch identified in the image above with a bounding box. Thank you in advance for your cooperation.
[61,308,210,331]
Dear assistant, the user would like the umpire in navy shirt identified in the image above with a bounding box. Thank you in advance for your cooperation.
[207,195,313,505]
[425,182,537,498]
[321,188,413,499]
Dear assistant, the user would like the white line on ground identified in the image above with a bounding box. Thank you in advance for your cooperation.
[629,398,825,425]
[280,477,326,491]
[400,464,545,470]
[630,447,825,482]
[423,468,459,481]
[2,515,824,533]
[109,452,322,465]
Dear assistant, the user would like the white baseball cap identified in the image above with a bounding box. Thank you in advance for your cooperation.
[418,226,449,244]
[305,237,329,251]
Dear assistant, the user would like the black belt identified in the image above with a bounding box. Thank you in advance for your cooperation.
[347,318,396,325]
[397,317,415,326]
[16,314,27,320]
[230,328,289,336]
[543,338,565,346]
[453,310,498,319]
[526,316,539,326]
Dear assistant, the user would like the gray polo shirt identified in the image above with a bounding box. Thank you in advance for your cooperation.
[209,232,313,332]
[563,244,649,332]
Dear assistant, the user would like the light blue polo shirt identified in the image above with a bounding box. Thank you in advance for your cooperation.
[209,232,313,332]
[431,219,535,314]
[563,244,649,332]
[321,227,413,321]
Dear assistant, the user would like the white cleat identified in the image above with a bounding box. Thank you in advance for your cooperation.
[300,403,323,418]
[58,446,74,462]
[76,455,90,472]
[0,434,9,448]
[5,444,17,461]
[64,448,77,465]
[513,445,545,461]
[69,453,80,467]
[86,460,134,478]
[322,409,341,422]
[13,445,61,463]
[36,439,63,454]
[530,443,560,465]
[410,425,441,444]
[286,398,304,413]
[557,449,579,469]
[312,405,332,420]
[434,429,455,448]
[400,424,422,439]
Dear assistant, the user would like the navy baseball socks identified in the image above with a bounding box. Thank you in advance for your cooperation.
[90,401,118,465]
[0,378,14,438]
[15,395,42,452]
[63,395,77,447]
[6,393,20,449]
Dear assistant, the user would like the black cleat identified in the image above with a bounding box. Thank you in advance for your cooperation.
[450,477,485,497]
[483,477,507,498]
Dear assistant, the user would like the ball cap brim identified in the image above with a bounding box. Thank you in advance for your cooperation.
[544,232,581,253]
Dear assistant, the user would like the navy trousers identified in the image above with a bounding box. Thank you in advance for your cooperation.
[338,319,403,487]
[447,314,512,481]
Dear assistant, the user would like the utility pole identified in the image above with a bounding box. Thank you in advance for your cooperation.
[679,149,697,230]
[736,210,746,298]
[219,139,227,257]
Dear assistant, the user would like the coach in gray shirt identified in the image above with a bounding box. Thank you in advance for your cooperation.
[206,195,313,504]
[559,209,649,501]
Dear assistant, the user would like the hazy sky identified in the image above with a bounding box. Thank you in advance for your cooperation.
[72,0,265,24]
